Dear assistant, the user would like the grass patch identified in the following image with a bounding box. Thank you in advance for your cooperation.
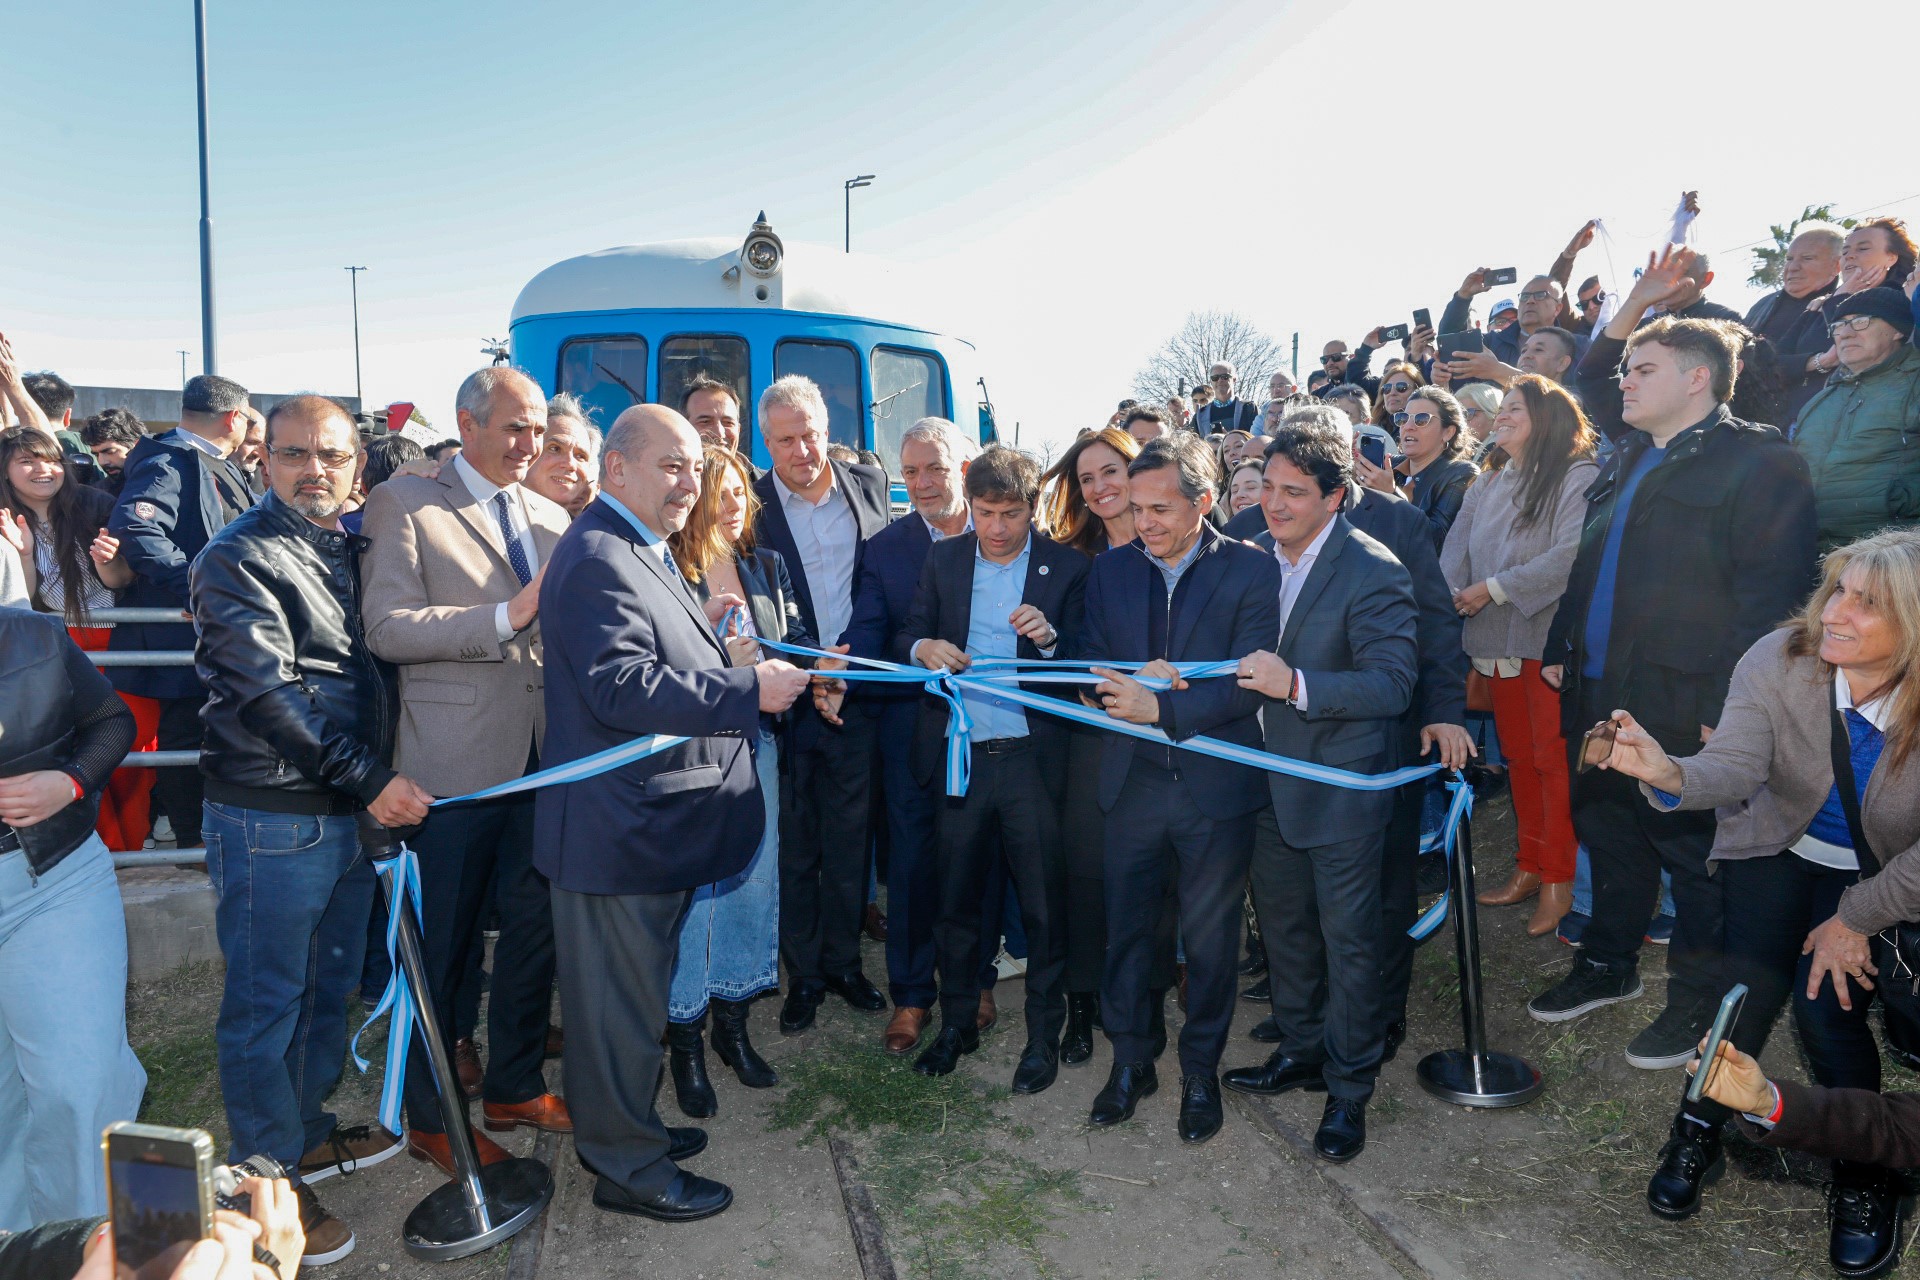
[768,1044,1084,1278]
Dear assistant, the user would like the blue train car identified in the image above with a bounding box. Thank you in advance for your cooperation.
[509,215,996,479]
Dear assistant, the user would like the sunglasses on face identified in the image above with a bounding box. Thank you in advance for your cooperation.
[1393,411,1436,427]
[1381,381,1413,394]
[1209,374,1233,383]
[1580,293,1604,309]
[1321,354,1345,364]
[1829,315,1879,336]
[1518,289,1553,304]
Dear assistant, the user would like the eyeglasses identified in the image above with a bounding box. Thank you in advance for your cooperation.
[1518,289,1554,304]
[270,446,357,469]
[1393,411,1436,428]
[1579,293,1605,310]
[1828,315,1880,336]
[1381,381,1413,394]
[1320,354,1345,364]
[1209,374,1233,383]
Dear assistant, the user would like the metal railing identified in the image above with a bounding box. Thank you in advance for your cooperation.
[78,609,211,868]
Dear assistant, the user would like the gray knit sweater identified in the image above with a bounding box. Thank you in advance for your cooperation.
[1438,460,1597,663]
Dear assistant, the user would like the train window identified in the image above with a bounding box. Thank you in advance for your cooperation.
[557,336,648,432]
[658,336,749,443]
[773,340,862,452]
[870,347,949,476]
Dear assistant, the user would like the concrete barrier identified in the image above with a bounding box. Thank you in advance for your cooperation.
[118,866,222,981]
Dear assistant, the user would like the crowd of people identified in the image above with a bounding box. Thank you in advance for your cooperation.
[1,202,1919,1280]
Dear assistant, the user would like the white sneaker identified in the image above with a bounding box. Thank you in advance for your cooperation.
[994,948,1027,981]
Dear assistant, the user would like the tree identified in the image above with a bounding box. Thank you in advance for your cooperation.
[1748,204,1857,288]
[1134,310,1286,407]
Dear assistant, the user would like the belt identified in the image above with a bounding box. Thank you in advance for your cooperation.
[971,737,1033,756]
[0,825,19,855]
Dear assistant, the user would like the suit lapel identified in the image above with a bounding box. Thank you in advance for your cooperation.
[439,466,515,579]
[626,524,728,662]
[754,475,813,630]
[1118,543,1154,661]
[741,553,782,643]
[1170,528,1230,657]
[949,534,977,645]
[1279,519,1351,657]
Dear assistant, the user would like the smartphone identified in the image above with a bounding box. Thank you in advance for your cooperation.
[1359,436,1388,470]
[1378,323,1411,343]
[1412,308,1432,331]
[1575,718,1618,774]
[104,1123,216,1280]
[1438,331,1485,363]
[1686,983,1749,1105]
[1485,267,1519,286]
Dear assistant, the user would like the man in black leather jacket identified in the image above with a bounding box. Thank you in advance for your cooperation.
[189,395,433,1268]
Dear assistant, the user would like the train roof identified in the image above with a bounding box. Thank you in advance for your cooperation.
[510,227,967,343]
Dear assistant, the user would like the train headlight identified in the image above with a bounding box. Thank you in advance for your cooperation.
[741,213,783,279]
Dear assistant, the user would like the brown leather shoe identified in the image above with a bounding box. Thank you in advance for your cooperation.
[453,1038,483,1100]
[545,1025,564,1060]
[883,1006,929,1055]
[1477,869,1542,907]
[976,989,997,1032]
[407,1128,509,1178]
[862,902,890,943]
[1527,881,1574,937]
[482,1093,573,1133]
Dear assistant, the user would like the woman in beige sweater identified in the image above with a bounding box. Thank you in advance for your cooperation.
[1439,376,1598,934]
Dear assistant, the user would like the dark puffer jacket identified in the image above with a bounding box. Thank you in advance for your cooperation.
[1790,343,1920,552]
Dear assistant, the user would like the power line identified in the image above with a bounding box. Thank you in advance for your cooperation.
[1716,191,1920,255]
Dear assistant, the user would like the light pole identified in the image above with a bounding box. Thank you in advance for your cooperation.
[844,174,874,252]
[345,266,367,407]
[177,350,190,391]
[194,0,217,374]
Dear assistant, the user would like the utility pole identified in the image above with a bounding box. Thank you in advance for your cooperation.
[194,0,217,374]
[177,350,191,390]
[844,174,874,252]
[1291,331,1300,379]
[345,266,367,406]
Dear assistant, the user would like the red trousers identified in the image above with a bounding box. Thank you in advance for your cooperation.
[68,626,159,852]
[1487,659,1577,884]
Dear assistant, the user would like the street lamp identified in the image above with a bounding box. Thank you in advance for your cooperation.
[193,0,217,374]
[345,266,367,407]
[177,350,191,391]
[844,174,874,253]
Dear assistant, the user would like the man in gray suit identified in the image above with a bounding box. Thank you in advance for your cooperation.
[1221,426,1419,1166]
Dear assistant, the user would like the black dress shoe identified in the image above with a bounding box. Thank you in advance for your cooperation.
[666,1022,716,1118]
[1381,1019,1407,1064]
[1829,1164,1907,1279]
[1314,1098,1366,1163]
[1223,1051,1328,1097]
[1012,1041,1059,1095]
[592,1170,733,1222]
[1238,949,1268,977]
[1240,975,1271,1003]
[912,1025,979,1077]
[1645,1116,1723,1220]
[824,970,888,1012]
[1179,1075,1224,1144]
[779,985,822,1034]
[667,1126,707,1162]
[1060,993,1096,1066]
[1089,1062,1158,1127]
[1248,1016,1281,1043]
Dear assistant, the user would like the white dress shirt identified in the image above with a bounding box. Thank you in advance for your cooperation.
[1272,517,1337,710]
[773,468,858,646]
[1792,675,1891,871]
[454,452,542,643]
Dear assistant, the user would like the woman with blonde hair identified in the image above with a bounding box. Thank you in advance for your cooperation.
[1441,376,1597,934]
[1598,527,1920,1256]
[659,446,813,1117]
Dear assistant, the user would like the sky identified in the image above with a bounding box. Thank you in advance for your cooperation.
[7,0,1917,457]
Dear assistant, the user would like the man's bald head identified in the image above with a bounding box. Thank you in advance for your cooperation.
[602,404,705,537]
[604,404,698,476]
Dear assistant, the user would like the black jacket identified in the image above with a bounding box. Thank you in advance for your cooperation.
[0,611,136,875]
[1542,406,1818,751]
[189,491,397,814]
[692,545,817,733]
[1405,456,1478,552]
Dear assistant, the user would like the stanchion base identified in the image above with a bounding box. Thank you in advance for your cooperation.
[1415,1049,1543,1109]
[401,1156,553,1261]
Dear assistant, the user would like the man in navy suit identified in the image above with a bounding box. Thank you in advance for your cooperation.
[751,376,894,1033]
[1079,433,1281,1145]
[1222,426,1420,1166]
[536,405,810,1224]
[109,373,256,850]
[888,446,1089,1094]
[835,417,1003,1056]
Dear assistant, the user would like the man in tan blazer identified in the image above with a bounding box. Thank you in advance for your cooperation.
[361,366,574,1172]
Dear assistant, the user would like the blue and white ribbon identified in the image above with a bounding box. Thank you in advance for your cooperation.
[1410,777,1475,943]
[352,845,422,1136]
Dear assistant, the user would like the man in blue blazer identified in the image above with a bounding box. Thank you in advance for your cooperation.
[1078,433,1281,1145]
[108,373,256,850]
[751,377,895,1032]
[1221,427,1420,1167]
[536,405,810,1224]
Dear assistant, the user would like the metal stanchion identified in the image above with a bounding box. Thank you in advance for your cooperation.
[360,819,552,1260]
[1415,785,1544,1109]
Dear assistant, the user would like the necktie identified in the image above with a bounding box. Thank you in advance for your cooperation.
[492,491,533,587]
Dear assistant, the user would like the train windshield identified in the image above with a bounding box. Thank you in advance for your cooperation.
[774,340,862,452]
[557,336,648,429]
[870,346,948,475]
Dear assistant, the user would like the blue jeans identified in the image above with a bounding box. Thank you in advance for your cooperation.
[204,802,376,1175]
[670,732,781,1021]
[0,835,146,1230]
